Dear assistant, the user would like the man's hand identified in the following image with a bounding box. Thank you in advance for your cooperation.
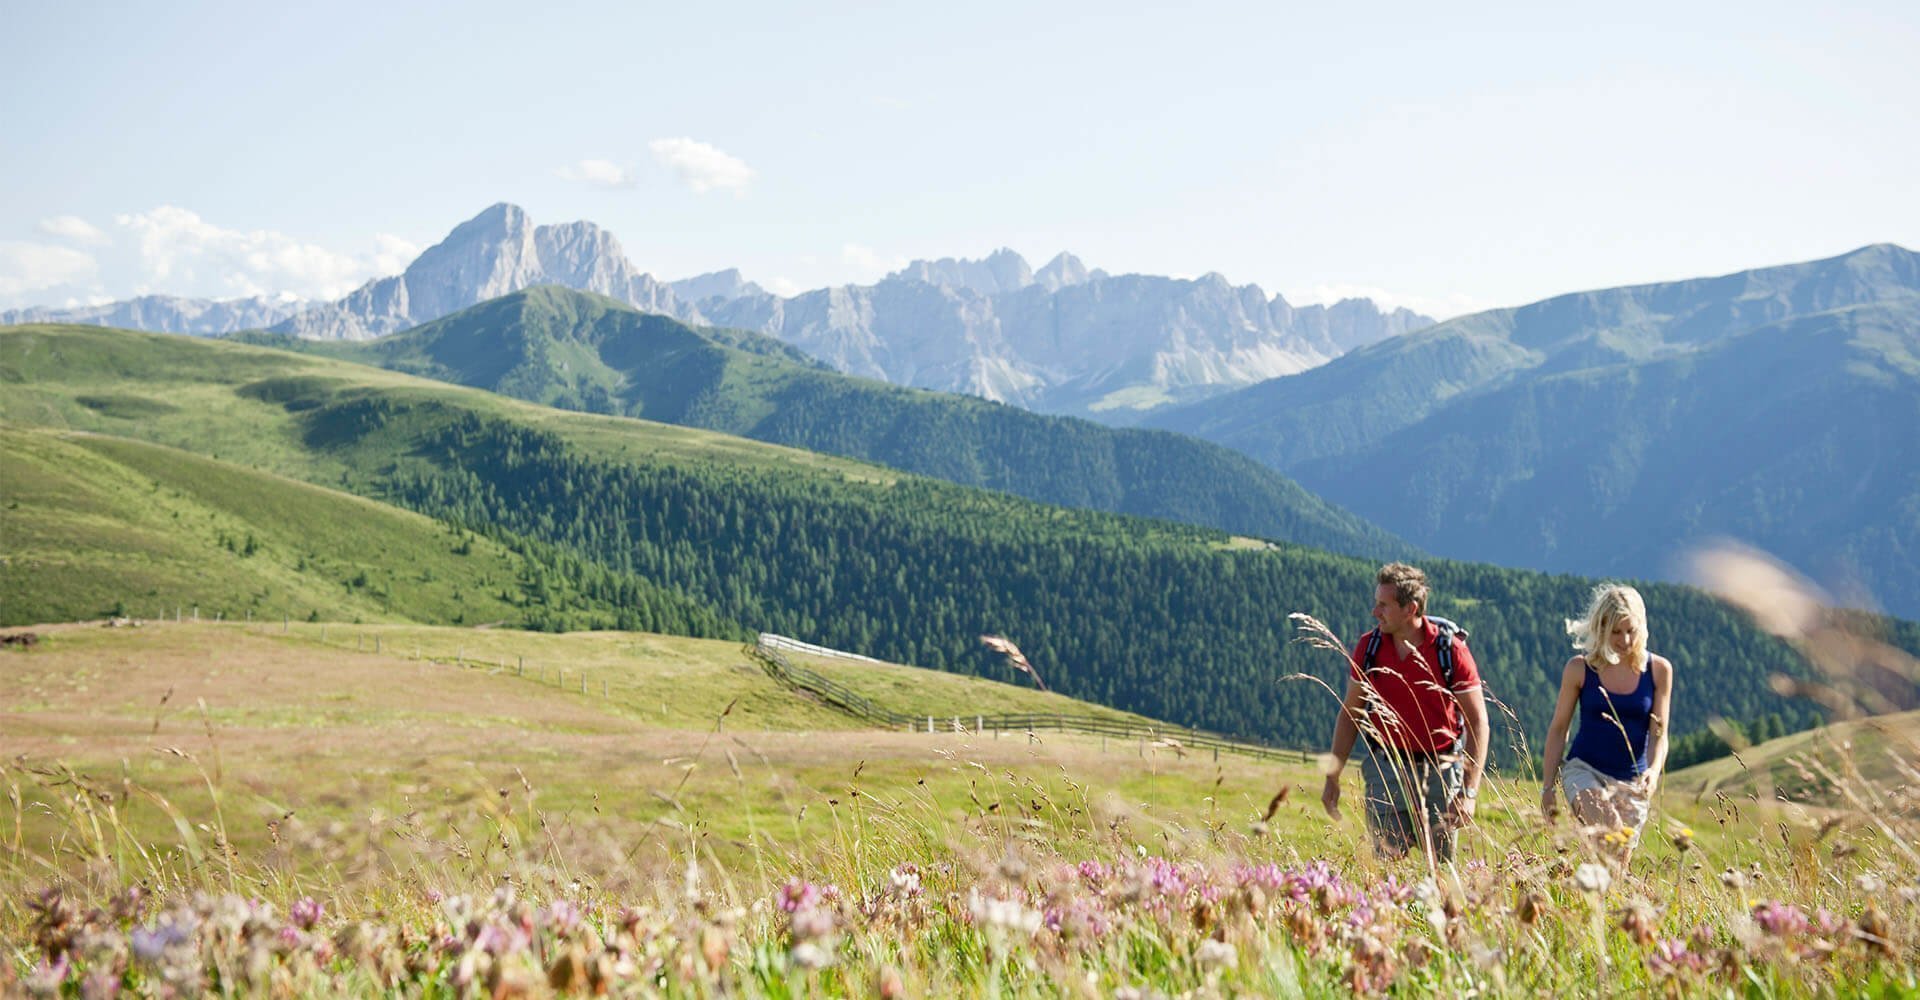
[1447,791,1477,828]
[1321,775,1343,820]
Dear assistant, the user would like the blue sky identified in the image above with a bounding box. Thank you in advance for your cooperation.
[4,0,1915,318]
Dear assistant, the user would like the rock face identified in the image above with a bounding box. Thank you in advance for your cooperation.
[1,294,305,335]
[704,256,1432,419]
[270,204,693,340]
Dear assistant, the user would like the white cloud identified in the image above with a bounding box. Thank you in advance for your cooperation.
[766,275,802,297]
[0,242,98,298]
[37,215,110,246]
[648,137,754,195]
[557,158,637,189]
[841,243,906,283]
[111,206,397,301]
[370,233,422,276]
[1284,282,1493,322]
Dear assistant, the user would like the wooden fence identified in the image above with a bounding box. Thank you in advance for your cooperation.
[749,637,1311,763]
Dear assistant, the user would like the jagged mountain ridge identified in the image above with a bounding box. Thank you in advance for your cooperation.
[0,294,305,334]
[5,204,1429,416]
[703,258,1432,419]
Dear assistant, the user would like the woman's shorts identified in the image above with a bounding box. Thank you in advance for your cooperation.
[1560,756,1652,840]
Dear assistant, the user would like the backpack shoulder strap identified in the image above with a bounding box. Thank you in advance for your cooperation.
[1360,627,1384,674]
[1426,615,1468,691]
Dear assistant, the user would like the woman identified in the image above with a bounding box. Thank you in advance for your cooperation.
[1540,584,1673,860]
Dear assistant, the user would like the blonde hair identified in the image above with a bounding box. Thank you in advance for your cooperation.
[1377,562,1429,614]
[1567,584,1649,670]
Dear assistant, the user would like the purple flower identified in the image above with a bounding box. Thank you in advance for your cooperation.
[290,896,324,930]
[27,953,70,992]
[1076,860,1113,887]
[778,879,823,914]
[543,900,581,933]
[1648,937,1708,976]
[129,918,194,963]
[1752,900,1810,937]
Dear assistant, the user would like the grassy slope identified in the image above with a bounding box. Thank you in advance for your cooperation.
[0,623,1301,866]
[1,323,884,486]
[2,621,1804,894]
[1,426,540,626]
[1663,708,1920,805]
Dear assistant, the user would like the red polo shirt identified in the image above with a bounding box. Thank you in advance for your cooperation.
[1349,618,1481,753]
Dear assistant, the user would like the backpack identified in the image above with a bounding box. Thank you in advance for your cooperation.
[1360,616,1470,749]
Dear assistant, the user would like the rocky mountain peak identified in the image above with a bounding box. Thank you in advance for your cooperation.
[891,249,1035,296]
[1035,252,1097,291]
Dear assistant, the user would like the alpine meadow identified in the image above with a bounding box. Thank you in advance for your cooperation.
[7,9,1920,992]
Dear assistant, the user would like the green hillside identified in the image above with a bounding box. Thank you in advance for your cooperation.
[0,426,737,635]
[1292,303,1920,602]
[1664,709,1920,806]
[1,321,1878,755]
[251,286,1408,559]
[1149,244,1920,616]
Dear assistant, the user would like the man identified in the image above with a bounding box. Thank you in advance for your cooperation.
[1321,562,1490,862]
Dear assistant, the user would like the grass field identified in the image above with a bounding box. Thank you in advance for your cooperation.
[5,615,1916,995]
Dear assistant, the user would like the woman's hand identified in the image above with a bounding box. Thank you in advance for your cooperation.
[1635,769,1661,795]
[1540,786,1558,823]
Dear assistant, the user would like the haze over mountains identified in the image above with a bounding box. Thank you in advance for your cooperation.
[1151,243,1920,616]
[3,203,1431,420]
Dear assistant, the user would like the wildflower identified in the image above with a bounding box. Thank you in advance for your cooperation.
[1196,939,1237,969]
[1669,825,1695,852]
[1616,899,1660,945]
[790,905,837,942]
[888,864,923,898]
[968,889,1043,936]
[25,954,69,996]
[129,916,195,963]
[1573,863,1611,895]
[998,852,1030,883]
[542,899,581,934]
[778,879,823,914]
[80,970,119,1000]
[1076,860,1113,887]
[1751,900,1809,937]
[790,940,834,971]
[1718,869,1748,891]
[289,897,324,930]
[1648,937,1708,977]
[1856,873,1885,893]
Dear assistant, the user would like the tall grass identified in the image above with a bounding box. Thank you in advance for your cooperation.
[4,545,1918,996]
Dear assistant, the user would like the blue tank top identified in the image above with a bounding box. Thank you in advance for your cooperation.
[1566,657,1654,781]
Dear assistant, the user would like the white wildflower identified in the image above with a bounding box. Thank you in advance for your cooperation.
[1196,939,1237,969]
[1574,863,1612,894]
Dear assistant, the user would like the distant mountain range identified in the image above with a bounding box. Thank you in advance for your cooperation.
[251,285,1411,559]
[3,203,1430,419]
[1149,243,1920,616]
[0,294,305,334]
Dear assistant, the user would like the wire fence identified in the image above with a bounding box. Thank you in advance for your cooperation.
[750,635,1311,763]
